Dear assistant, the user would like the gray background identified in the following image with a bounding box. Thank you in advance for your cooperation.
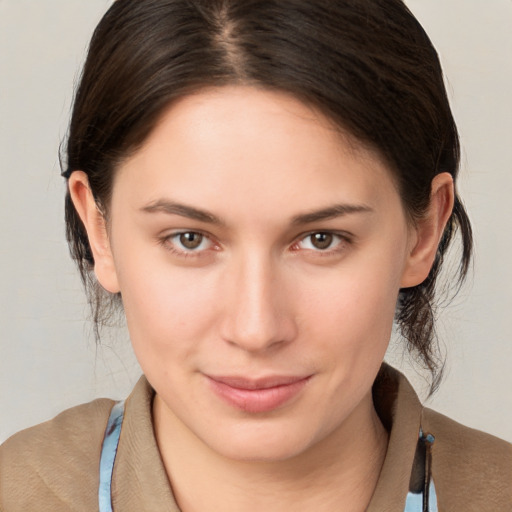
[1,0,511,443]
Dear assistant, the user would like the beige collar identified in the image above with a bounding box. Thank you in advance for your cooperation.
[111,364,423,511]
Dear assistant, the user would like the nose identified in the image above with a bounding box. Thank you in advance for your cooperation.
[219,253,297,353]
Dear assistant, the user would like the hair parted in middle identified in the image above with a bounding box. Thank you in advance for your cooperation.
[63,0,472,392]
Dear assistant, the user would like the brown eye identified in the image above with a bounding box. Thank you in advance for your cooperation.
[310,232,334,250]
[179,232,204,250]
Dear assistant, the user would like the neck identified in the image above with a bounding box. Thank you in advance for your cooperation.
[153,392,388,512]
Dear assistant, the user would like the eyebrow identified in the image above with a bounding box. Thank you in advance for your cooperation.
[141,200,224,225]
[291,203,374,225]
[140,199,373,226]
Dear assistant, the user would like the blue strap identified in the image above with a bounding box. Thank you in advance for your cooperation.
[99,400,125,512]
[404,483,438,512]
[97,402,438,511]
[404,430,438,512]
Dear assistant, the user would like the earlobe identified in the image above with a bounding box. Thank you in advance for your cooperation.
[68,172,120,293]
[400,173,455,288]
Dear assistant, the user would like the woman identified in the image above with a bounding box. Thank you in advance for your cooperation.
[1,0,510,510]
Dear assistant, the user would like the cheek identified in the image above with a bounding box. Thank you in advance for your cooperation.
[113,246,220,364]
[294,247,405,362]
[298,280,395,360]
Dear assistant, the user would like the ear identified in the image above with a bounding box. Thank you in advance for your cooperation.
[400,172,455,288]
[68,171,120,293]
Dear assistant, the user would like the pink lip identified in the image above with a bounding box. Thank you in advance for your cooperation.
[206,375,312,413]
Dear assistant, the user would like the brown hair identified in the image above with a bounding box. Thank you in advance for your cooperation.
[63,0,472,392]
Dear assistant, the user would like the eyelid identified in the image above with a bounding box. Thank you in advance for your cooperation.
[158,229,218,256]
[291,230,353,253]
[157,228,353,259]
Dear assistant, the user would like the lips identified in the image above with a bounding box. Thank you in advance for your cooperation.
[206,374,311,413]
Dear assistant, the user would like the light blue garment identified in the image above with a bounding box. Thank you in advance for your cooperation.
[404,481,438,512]
[98,400,125,512]
[97,401,438,512]
[404,429,438,512]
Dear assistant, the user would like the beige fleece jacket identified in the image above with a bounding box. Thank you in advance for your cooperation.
[1,365,511,511]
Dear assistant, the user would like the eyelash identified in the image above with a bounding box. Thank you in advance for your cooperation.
[291,231,352,256]
[158,231,216,258]
[158,230,352,259]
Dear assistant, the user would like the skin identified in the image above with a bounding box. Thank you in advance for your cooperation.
[70,86,454,511]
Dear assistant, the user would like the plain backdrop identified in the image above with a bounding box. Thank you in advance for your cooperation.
[1,0,511,444]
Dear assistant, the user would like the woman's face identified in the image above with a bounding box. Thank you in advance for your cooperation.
[101,86,419,461]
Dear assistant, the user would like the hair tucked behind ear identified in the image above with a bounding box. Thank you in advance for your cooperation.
[63,0,472,393]
[397,196,473,393]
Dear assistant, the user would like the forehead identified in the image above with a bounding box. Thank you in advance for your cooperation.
[112,86,400,221]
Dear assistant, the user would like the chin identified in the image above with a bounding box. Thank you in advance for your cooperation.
[216,442,309,463]
[201,420,319,463]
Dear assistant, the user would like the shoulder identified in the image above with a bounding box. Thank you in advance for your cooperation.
[422,407,512,510]
[0,397,114,512]
[423,406,512,465]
